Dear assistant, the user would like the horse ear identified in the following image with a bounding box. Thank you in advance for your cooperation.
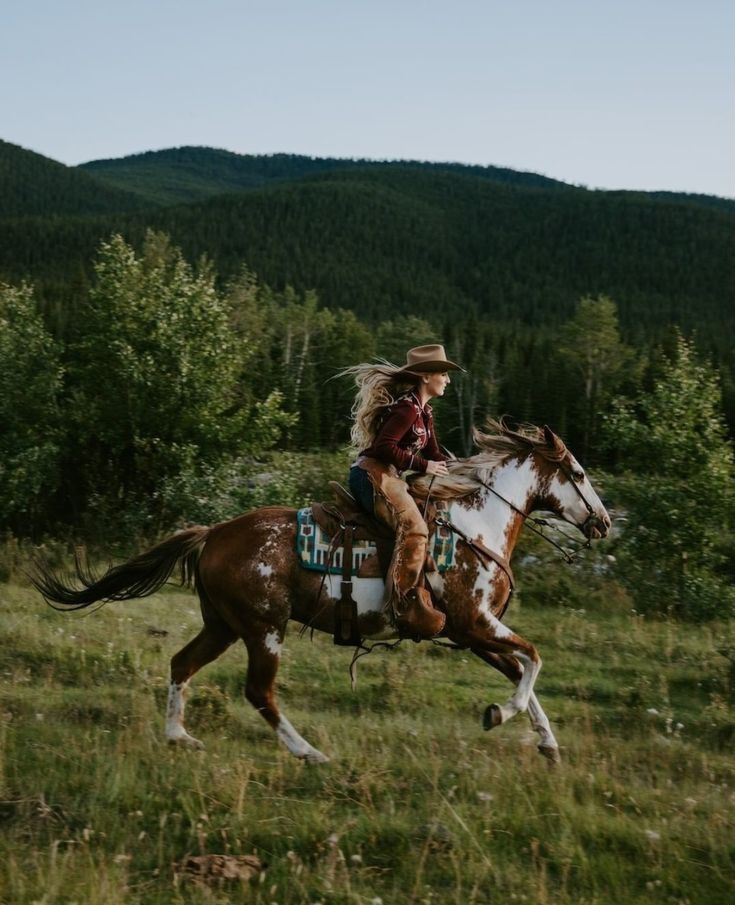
[542,425,565,454]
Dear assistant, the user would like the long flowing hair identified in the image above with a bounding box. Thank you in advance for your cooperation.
[340,361,420,451]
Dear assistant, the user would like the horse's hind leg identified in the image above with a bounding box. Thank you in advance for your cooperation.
[473,649,560,763]
[166,621,237,749]
[243,627,329,764]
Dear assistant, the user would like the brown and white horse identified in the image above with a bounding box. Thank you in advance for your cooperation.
[33,422,609,764]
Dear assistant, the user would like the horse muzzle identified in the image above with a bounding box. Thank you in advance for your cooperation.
[582,514,610,540]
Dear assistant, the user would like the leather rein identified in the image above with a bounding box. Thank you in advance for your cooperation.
[424,458,596,577]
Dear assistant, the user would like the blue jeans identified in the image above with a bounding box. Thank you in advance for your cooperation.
[349,465,375,515]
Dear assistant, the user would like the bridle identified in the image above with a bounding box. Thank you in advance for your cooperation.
[469,454,602,564]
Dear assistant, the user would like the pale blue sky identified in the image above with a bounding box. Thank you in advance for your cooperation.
[3,0,734,196]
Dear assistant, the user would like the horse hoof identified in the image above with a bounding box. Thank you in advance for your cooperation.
[538,744,561,764]
[304,749,330,764]
[167,733,205,750]
[483,704,503,731]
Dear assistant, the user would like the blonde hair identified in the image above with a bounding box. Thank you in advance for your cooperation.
[340,361,420,450]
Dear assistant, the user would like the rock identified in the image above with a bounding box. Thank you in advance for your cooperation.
[174,854,264,886]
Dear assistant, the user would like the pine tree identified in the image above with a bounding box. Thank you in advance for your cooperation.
[604,333,735,620]
[558,296,637,460]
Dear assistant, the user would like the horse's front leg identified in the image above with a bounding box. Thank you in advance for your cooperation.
[457,612,542,727]
[472,649,560,763]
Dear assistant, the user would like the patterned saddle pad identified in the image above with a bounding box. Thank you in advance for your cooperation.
[296,507,455,575]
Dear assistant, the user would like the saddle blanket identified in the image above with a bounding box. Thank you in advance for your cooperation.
[296,507,455,575]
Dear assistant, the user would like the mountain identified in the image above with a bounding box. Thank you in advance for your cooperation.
[3,139,735,356]
[5,141,735,444]
[77,145,573,206]
[2,164,734,343]
[646,190,735,215]
[0,139,152,218]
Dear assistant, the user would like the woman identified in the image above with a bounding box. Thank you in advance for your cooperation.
[343,344,464,639]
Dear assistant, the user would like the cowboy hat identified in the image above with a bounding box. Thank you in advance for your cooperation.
[398,344,465,374]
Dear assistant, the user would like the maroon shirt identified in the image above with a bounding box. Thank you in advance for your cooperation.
[360,392,449,473]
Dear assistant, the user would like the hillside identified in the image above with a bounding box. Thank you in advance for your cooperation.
[0,139,152,218]
[2,165,735,338]
[77,144,573,206]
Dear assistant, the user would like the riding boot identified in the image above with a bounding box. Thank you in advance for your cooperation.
[393,586,446,641]
[389,528,446,640]
[359,457,446,640]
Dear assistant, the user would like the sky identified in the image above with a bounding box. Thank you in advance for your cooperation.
[3,0,734,197]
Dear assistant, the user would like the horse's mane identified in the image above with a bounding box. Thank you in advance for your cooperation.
[409,417,569,501]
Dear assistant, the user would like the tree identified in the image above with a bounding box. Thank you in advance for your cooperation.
[604,333,735,620]
[374,316,437,365]
[444,315,498,456]
[558,296,637,460]
[65,232,292,534]
[0,282,63,535]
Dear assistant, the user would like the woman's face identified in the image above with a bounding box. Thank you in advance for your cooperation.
[423,371,451,398]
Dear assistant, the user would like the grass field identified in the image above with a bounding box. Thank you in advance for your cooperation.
[1,564,734,904]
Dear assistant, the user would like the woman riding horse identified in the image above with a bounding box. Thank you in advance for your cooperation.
[343,344,464,640]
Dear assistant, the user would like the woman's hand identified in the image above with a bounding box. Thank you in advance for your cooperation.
[425,460,449,477]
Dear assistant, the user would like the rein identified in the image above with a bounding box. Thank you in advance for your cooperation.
[434,516,516,589]
[424,457,596,568]
[472,473,592,564]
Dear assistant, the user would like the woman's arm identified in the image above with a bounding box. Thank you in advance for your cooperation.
[423,409,449,464]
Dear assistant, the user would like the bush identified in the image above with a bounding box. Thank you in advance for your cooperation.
[604,334,735,620]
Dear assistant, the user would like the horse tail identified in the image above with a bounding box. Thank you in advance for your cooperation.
[32,526,211,612]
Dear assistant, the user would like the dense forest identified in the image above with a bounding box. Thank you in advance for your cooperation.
[3,140,735,436]
[3,140,735,620]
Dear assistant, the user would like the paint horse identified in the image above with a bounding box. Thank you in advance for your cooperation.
[33,421,609,764]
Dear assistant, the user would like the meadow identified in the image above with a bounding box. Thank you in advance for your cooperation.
[0,555,733,905]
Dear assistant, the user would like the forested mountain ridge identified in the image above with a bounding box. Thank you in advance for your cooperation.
[0,139,152,217]
[77,145,574,206]
[2,163,735,343]
[4,142,735,549]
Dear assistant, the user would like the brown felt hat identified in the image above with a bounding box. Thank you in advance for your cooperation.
[398,344,465,375]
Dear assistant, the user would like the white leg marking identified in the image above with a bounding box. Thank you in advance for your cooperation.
[165,681,205,749]
[499,659,558,750]
[494,651,542,723]
[527,692,559,750]
[276,714,329,764]
[264,631,282,656]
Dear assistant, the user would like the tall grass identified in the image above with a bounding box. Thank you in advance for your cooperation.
[1,569,733,904]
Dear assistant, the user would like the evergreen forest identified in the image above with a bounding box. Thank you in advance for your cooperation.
[3,138,735,620]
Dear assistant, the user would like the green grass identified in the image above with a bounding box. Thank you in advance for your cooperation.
[1,575,733,904]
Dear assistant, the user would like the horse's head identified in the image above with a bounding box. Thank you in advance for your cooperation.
[531,426,610,540]
[413,419,610,543]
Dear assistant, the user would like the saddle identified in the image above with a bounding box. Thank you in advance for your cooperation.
[311,484,393,576]
[307,482,445,646]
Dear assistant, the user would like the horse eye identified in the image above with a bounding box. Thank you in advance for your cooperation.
[571,469,584,482]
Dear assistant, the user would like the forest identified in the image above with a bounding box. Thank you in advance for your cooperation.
[2,138,735,623]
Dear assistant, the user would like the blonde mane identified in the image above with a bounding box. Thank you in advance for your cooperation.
[409,418,569,501]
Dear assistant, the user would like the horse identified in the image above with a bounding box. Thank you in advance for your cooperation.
[33,420,610,765]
